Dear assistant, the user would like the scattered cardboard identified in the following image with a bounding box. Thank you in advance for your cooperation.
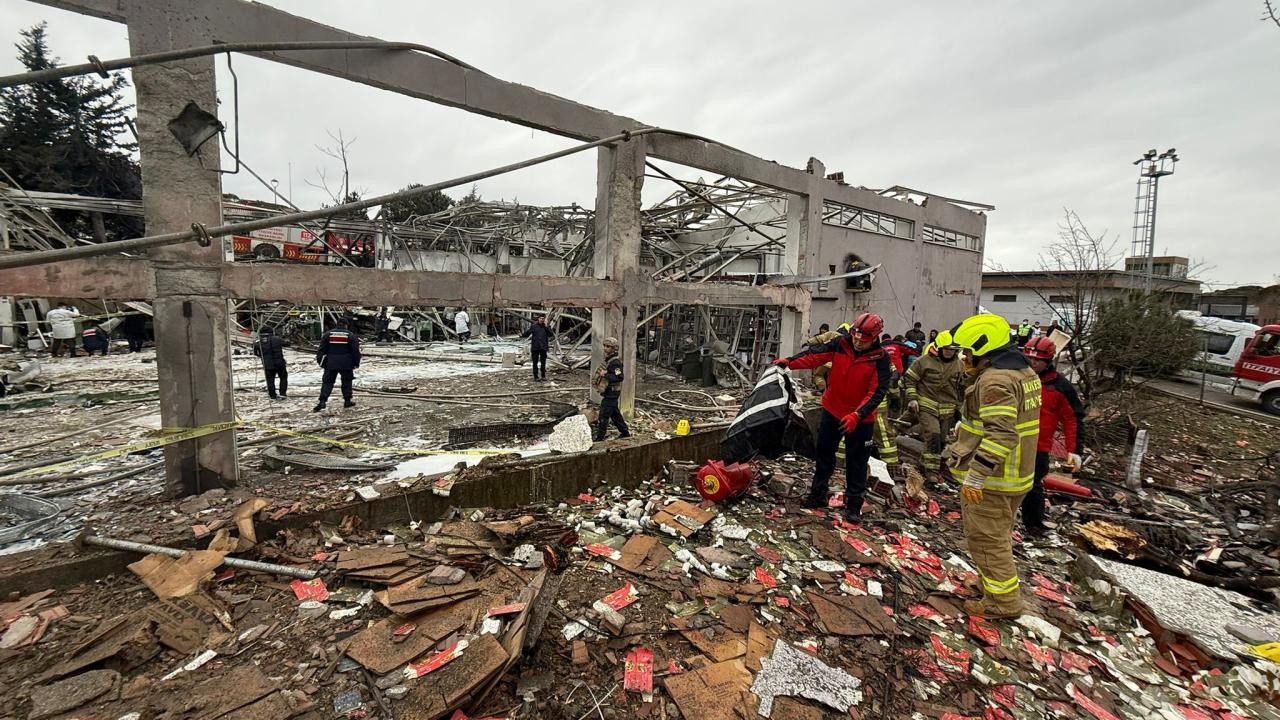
[378,574,481,615]
[682,628,747,663]
[652,500,718,538]
[615,534,673,574]
[346,611,467,675]
[805,591,899,637]
[397,633,509,719]
[745,620,780,672]
[662,659,751,720]
[232,497,272,549]
[128,550,227,599]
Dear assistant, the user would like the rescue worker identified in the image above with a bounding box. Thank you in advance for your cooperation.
[903,330,964,475]
[1021,336,1085,538]
[521,315,553,381]
[314,318,361,412]
[253,326,291,400]
[454,307,471,342]
[905,322,926,346]
[81,321,109,356]
[944,313,1041,618]
[46,303,81,358]
[1016,320,1033,347]
[774,312,891,521]
[805,322,849,391]
[121,311,148,353]
[593,336,630,441]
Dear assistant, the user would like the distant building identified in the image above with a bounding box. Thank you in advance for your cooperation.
[980,256,1201,329]
[1199,285,1280,325]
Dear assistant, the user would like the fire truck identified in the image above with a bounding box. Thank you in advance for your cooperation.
[224,201,376,266]
[1232,324,1280,415]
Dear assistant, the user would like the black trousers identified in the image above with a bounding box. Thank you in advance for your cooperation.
[531,348,548,379]
[125,335,145,353]
[594,394,630,440]
[50,338,78,357]
[83,343,108,356]
[265,366,288,398]
[318,368,353,405]
[1021,450,1052,531]
[811,409,875,511]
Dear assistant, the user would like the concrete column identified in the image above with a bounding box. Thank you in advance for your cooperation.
[590,136,645,417]
[128,4,238,496]
[778,161,824,358]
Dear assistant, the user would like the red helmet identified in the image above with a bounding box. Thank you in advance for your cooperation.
[849,312,884,341]
[1023,336,1057,361]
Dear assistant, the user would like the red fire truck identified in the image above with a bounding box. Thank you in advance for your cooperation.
[1232,324,1280,415]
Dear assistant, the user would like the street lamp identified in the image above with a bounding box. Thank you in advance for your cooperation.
[1131,148,1179,293]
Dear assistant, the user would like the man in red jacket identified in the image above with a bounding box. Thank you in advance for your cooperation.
[775,312,892,521]
[1021,337,1085,537]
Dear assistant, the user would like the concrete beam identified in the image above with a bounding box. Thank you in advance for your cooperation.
[30,0,818,195]
[0,257,154,298]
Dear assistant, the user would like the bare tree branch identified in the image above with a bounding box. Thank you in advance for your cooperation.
[1266,0,1280,28]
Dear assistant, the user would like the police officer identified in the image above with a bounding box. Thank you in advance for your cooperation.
[521,315,553,381]
[593,337,630,442]
[253,326,291,400]
[314,318,361,412]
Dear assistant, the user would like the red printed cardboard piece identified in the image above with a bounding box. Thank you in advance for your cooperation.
[753,567,778,589]
[291,578,329,602]
[1069,683,1123,720]
[487,603,527,617]
[601,582,639,611]
[967,616,1002,647]
[624,647,654,693]
[844,536,875,555]
[754,546,783,564]
[584,544,621,561]
[405,640,466,679]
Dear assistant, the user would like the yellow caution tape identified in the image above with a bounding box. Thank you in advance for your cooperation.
[1252,642,1280,663]
[236,420,511,457]
[2,417,517,482]
[2,420,242,481]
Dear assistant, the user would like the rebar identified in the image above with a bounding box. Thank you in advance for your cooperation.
[83,534,319,579]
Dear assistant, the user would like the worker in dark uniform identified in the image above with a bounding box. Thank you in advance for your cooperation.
[253,326,291,400]
[521,315,553,381]
[593,336,630,442]
[80,322,110,356]
[121,311,148,353]
[314,318,361,412]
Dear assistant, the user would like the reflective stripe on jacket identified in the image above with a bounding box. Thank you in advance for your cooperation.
[947,346,1040,493]
[903,350,963,416]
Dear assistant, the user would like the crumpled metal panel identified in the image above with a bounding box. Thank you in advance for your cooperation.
[1092,555,1280,661]
[0,493,61,545]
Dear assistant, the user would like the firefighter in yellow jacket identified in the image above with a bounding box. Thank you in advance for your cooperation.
[805,323,848,392]
[903,330,964,475]
[944,314,1041,618]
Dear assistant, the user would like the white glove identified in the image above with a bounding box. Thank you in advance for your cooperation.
[907,400,919,413]
[1066,453,1082,472]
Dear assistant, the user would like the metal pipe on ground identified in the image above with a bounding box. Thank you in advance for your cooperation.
[82,535,318,579]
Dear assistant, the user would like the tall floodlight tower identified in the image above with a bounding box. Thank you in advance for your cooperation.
[1130,148,1179,293]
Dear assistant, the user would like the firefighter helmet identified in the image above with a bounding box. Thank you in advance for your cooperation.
[838,322,851,332]
[1023,336,1057,361]
[950,314,1013,357]
[936,330,957,348]
[849,312,884,341]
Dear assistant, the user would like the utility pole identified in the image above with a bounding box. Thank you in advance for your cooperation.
[1130,148,1179,294]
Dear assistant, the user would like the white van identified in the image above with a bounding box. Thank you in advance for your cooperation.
[1177,310,1261,375]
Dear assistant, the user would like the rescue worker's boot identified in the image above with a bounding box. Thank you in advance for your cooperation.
[343,400,356,408]
[800,491,826,510]
[963,599,1023,620]
[312,403,326,412]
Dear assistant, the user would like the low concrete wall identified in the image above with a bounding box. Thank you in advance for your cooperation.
[1,429,722,593]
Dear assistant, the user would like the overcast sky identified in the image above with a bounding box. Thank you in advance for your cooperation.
[2,0,1277,287]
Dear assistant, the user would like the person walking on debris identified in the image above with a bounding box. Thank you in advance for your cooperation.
[121,311,147,353]
[374,309,392,343]
[521,315,553,381]
[774,312,891,521]
[46,303,81,358]
[253,326,291,400]
[905,321,926,346]
[945,314,1041,618]
[81,321,109,356]
[1021,336,1084,539]
[314,318,361,412]
[593,336,630,441]
[454,307,471,342]
[903,330,964,477]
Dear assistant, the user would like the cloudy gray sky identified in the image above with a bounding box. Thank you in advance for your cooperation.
[2,0,1277,287]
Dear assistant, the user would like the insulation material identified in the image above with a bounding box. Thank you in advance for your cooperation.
[1092,555,1280,661]
[750,639,862,717]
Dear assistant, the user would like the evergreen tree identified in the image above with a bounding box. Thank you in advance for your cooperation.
[0,22,142,241]
[382,183,453,223]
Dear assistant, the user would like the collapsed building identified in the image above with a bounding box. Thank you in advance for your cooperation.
[2,2,1279,720]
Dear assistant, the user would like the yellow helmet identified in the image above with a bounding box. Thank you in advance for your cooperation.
[950,314,1013,357]
[838,322,851,332]
[935,330,956,347]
